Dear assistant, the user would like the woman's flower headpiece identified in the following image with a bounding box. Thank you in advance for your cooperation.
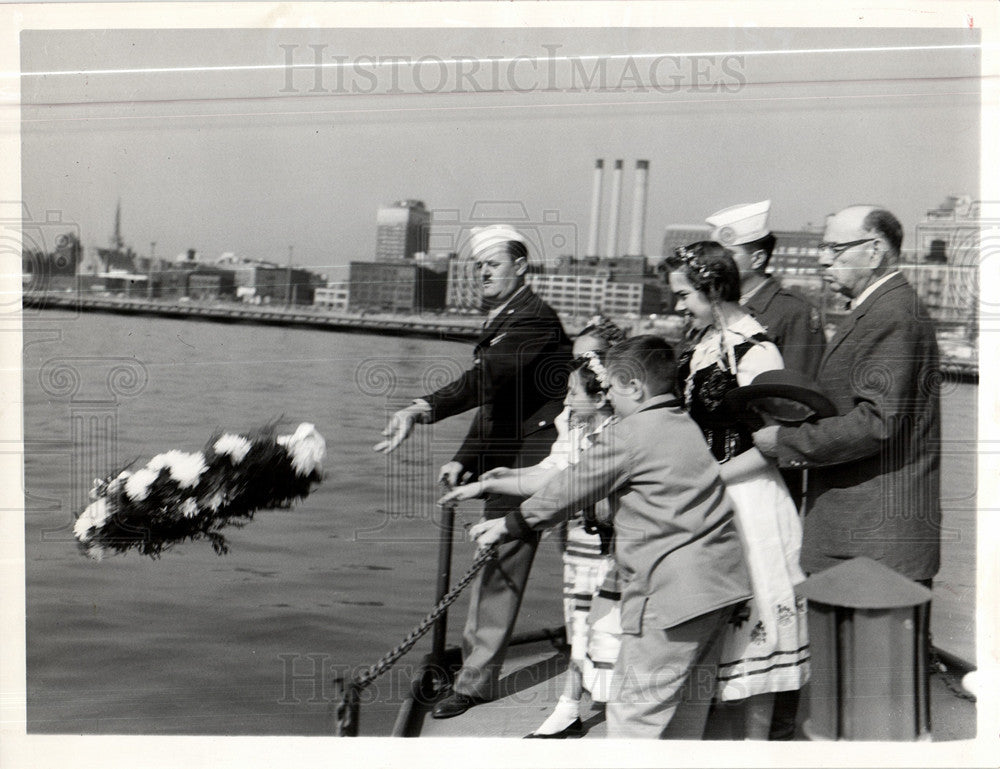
[673,245,715,286]
[578,350,611,390]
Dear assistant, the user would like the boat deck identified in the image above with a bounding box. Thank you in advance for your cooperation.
[410,638,975,740]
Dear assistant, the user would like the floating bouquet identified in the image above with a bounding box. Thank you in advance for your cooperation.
[73,422,326,559]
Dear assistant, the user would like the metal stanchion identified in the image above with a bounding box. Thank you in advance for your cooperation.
[798,556,933,741]
[431,494,456,662]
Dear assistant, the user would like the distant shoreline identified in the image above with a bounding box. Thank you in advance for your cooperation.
[22,291,978,381]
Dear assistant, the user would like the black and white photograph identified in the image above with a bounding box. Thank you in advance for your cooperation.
[2,2,996,767]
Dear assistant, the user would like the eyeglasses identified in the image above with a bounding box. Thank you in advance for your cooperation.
[818,238,875,258]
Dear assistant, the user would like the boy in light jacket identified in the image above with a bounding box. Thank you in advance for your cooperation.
[471,335,751,739]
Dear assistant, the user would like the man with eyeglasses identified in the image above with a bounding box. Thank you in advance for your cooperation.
[753,204,941,586]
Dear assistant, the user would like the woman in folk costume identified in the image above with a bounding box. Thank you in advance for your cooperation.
[666,242,809,739]
[439,316,625,738]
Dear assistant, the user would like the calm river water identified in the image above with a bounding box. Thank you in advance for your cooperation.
[22,311,976,736]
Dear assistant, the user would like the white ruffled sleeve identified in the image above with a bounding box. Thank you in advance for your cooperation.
[538,406,574,471]
[736,341,784,386]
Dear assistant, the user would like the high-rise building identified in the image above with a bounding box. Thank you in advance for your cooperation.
[375,200,431,262]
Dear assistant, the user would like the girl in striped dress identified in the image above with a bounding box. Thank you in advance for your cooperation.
[439,317,624,738]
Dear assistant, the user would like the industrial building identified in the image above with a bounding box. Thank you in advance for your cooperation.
[348,260,447,314]
[314,281,350,312]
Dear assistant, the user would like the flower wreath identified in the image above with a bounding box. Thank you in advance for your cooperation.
[73,422,326,560]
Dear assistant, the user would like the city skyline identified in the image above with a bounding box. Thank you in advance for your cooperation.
[17,26,981,279]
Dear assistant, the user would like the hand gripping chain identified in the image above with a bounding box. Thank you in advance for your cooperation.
[333,544,498,735]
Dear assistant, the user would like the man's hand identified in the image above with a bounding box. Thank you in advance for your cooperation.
[479,467,512,481]
[469,517,509,550]
[752,425,781,457]
[373,404,426,454]
[438,461,471,488]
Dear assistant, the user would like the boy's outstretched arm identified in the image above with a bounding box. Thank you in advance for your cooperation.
[505,429,630,540]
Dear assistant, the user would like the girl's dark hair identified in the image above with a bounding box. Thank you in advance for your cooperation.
[571,352,608,397]
[577,314,627,347]
[666,240,741,302]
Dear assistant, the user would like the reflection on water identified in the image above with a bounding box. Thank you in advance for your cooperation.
[22,312,975,734]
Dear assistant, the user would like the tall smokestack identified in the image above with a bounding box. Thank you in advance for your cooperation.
[606,159,623,258]
[586,159,604,257]
[627,160,650,256]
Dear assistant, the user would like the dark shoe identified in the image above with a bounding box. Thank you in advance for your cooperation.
[524,718,584,739]
[432,692,484,719]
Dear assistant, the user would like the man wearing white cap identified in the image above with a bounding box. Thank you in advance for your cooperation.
[375,223,572,717]
[706,201,825,379]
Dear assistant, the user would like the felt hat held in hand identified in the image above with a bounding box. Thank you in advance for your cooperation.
[723,368,837,426]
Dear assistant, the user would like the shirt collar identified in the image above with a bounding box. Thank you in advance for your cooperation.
[851,270,900,311]
[740,278,769,305]
[634,393,682,414]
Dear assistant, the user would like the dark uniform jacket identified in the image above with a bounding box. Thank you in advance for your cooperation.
[743,276,825,379]
[771,273,941,580]
[421,287,572,478]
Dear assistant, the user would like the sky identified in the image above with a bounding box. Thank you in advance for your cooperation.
[18,26,982,279]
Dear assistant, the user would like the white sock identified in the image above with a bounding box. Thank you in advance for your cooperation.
[533,695,580,735]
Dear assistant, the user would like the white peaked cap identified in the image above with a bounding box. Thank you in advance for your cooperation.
[705,200,772,247]
[468,224,528,258]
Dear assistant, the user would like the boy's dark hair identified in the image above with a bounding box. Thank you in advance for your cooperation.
[578,314,627,347]
[605,335,678,396]
[666,241,741,301]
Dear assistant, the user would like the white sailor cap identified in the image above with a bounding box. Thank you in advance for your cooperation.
[705,200,772,247]
[468,224,528,259]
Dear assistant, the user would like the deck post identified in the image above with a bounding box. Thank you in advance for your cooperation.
[431,502,456,661]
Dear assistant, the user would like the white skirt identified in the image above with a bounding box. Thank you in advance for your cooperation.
[716,463,810,701]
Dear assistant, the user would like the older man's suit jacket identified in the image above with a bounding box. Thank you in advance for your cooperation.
[772,273,941,580]
[421,287,572,478]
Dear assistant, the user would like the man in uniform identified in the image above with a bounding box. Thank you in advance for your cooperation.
[375,224,571,718]
[706,200,825,378]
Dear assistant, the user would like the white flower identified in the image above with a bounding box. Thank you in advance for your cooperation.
[148,450,206,489]
[579,350,611,390]
[125,467,160,501]
[278,423,326,477]
[206,492,226,512]
[179,498,200,518]
[88,478,105,501]
[74,498,111,541]
[213,434,252,465]
[146,453,170,472]
[106,470,131,496]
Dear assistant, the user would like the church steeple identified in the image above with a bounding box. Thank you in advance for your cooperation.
[112,199,123,250]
